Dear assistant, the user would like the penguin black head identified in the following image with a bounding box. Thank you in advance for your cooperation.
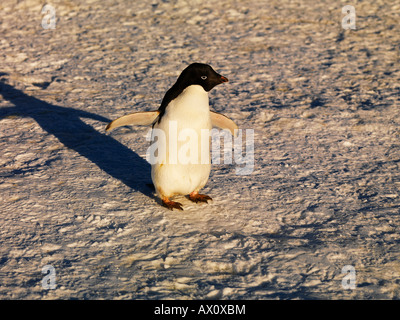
[176,63,228,92]
[157,63,228,123]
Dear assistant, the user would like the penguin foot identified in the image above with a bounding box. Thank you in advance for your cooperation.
[162,197,183,211]
[188,192,212,203]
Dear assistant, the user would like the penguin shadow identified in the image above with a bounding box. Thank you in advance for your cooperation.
[0,77,155,201]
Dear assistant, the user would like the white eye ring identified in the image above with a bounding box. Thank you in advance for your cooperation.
[201,75,207,80]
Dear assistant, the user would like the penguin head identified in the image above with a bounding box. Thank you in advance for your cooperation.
[176,63,228,92]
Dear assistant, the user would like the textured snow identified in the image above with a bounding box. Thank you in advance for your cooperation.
[1,0,400,299]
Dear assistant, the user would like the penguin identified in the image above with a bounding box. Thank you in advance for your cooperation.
[106,63,237,210]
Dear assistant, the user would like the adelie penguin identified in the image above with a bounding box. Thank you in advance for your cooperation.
[106,63,238,210]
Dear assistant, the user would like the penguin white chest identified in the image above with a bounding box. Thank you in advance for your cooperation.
[151,85,212,198]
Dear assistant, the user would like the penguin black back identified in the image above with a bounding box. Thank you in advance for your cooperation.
[157,63,228,123]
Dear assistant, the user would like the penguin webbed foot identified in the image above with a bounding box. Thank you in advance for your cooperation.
[188,192,212,203]
[162,197,183,211]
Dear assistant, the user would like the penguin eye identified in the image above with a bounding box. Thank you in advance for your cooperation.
[201,75,207,80]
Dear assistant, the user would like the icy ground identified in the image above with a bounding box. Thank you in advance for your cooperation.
[1,0,400,299]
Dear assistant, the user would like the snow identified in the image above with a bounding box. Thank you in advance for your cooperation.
[1,0,400,299]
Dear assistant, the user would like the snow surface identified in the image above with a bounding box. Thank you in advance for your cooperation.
[1,0,400,299]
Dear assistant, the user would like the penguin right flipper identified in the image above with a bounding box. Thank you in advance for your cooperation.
[106,111,159,131]
[210,111,238,136]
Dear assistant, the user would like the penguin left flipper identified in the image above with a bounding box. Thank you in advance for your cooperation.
[210,111,238,136]
[106,111,159,131]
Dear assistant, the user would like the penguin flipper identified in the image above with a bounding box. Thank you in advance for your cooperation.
[106,111,159,131]
[210,111,238,136]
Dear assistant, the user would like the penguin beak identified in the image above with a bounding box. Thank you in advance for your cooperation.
[220,76,229,83]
